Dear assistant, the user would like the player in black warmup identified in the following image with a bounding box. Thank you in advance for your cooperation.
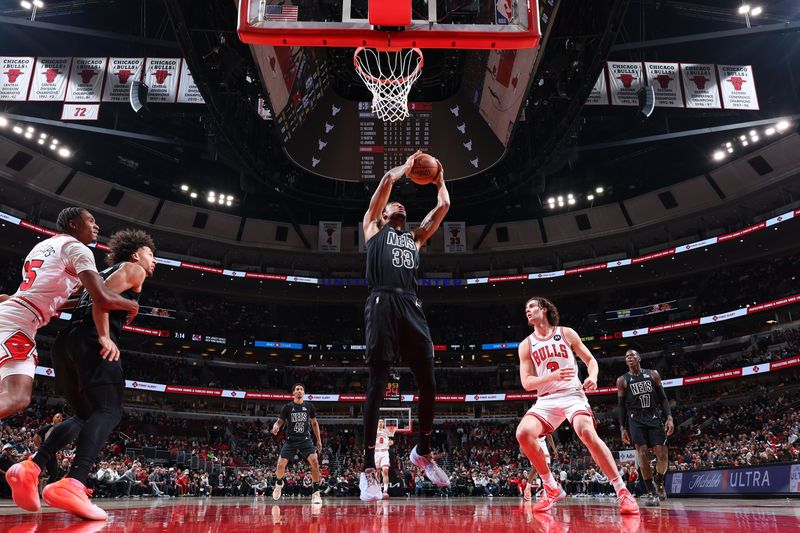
[617,349,674,504]
[359,151,451,501]
[271,383,323,504]
[8,229,156,521]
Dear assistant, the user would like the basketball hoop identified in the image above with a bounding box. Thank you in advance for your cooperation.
[354,47,424,122]
[385,418,399,437]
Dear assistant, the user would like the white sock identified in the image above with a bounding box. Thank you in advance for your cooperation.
[383,483,388,492]
[541,472,558,489]
[610,475,626,493]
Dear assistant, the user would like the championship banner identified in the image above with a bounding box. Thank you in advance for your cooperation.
[102,58,144,102]
[607,62,643,106]
[718,64,759,110]
[65,57,107,102]
[144,58,180,103]
[318,221,342,252]
[585,70,609,105]
[444,221,466,253]
[680,63,721,109]
[0,56,35,101]
[28,57,71,101]
[606,300,676,321]
[644,62,683,108]
[176,59,205,104]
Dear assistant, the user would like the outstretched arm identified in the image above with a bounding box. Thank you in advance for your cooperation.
[363,151,420,242]
[411,162,450,248]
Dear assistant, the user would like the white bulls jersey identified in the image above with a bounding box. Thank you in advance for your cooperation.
[1,235,97,330]
[528,326,582,397]
[375,429,391,452]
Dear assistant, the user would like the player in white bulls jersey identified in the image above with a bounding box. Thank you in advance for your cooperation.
[374,419,394,498]
[0,208,138,419]
[515,296,638,515]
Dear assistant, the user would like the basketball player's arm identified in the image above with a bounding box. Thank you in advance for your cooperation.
[90,263,146,362]
[651,370,674,436]
[617,376,631,445]
[311,417,322,453]
[412,163,450,247]
[546,434,557,458]
[0,294,9,304]
[363,151,421,241]
[563,327,598,390]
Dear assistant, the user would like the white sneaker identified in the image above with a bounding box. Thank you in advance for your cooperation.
[311,490,322,504]
[359,469,383,502]
[272,482,283,501]
[410,446,450,487]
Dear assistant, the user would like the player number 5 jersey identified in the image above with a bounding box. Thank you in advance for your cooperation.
[529,326,582,397]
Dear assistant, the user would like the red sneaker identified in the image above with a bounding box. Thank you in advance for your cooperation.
[43,477,108,521]
[617,488,640,515]
[533,484,566,512]
[6,459,42,512]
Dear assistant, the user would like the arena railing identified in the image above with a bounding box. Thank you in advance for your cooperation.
[1,206,797,289]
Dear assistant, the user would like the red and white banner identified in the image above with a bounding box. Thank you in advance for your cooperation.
[645,62,683,108]
[61,103,100,121]
[607,62,643,106]
[318,221,341,252]
[102,58,144,102]
[718,64,759,110]
[176,59,205,104]
[28,57,71,101]
[585,70,609,105]
[66,57,107,102]
[144,58,180,103]
[444,221,466,253]
[0,56,35,101]
[680,63,721,109]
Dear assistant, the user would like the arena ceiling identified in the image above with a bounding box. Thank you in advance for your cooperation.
[1,0,799,226]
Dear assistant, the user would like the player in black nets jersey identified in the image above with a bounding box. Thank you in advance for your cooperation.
[617,349,674,503]
[359,151,451,502]
[8,229,155,521]
[271,383,323,504]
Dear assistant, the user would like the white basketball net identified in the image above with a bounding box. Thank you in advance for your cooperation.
[354,47,424,123]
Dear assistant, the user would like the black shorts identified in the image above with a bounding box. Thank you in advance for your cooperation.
[280,439,317,461]
[364,289,434,366]
[53,326,124,395]
[628,418,667,448]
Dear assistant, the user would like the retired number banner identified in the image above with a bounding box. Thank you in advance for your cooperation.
[0,57,35,101]
[318,221,342,252]
[444,221,466,253]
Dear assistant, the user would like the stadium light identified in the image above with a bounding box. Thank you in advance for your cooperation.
[713,151,725,161]
[587,194,595,201]
[20,0,42,21]
[12,125,22,134]
[180,184,189,191]
[751,135,759,142]
[57,147,71,158]
[595,186,604,194]
[742,140,749,146]
[0,116,7,127]
[765,127,776,136]
[749,130,757,137]
[776,120,789,131]
[750,6,762,16]
[189,192,197,199]
[37,138,45,145]
[24,131,33,139]
[567,198,575,205]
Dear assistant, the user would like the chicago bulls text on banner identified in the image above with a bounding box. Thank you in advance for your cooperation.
[0,57,35,101]
[144,58,181,103]
[585,69,610,106]
[444,221,466,253]
[718,64,759,111]
[29,57,71,101]
[607,62,643,106]
[176,59,205,104]
[318,221,342,252]
[644,62,684,108]
[103,58,144,102]
[680,63,721,109]
[66,57,107,102]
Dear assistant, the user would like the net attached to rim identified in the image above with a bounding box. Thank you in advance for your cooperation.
[354,47,424,123]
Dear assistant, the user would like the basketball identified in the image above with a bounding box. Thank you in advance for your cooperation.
[408,154,440,185]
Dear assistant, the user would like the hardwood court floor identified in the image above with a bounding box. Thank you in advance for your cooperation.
[1,495,799,532]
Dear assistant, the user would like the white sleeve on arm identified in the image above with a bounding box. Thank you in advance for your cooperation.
[63,241,98,274]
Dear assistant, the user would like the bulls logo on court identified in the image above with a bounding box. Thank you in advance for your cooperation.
[43,68,60,83]
[4,69,23,82]
[79,69,97,84]
[727,76,746,91]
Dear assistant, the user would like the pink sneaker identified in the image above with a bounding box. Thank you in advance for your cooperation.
[43,477,108,521]
[617,488,640,515]
[6,459,42,512]
[533,485,566,512]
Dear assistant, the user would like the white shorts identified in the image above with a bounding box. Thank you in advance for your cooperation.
[0,313,39,381]
[526,389,595,435]
[375,451,390,469]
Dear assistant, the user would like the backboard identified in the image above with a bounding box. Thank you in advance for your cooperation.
[238,0,540,50]
[380,407,412,434]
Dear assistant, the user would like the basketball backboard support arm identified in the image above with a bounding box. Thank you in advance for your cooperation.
[238,0,540,50]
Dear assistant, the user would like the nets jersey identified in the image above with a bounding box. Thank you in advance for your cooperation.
[1,235,97,330]
[366,223,420,292]
[375,428,390,452]
[279,401,316,441]
[528,326,582,397]
[623,369,663,424]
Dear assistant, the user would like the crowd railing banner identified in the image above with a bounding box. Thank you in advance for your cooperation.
[666,463,800,496]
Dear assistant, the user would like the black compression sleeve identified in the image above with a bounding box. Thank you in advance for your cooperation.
[618,395,628,428]
[654,382,672,418]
